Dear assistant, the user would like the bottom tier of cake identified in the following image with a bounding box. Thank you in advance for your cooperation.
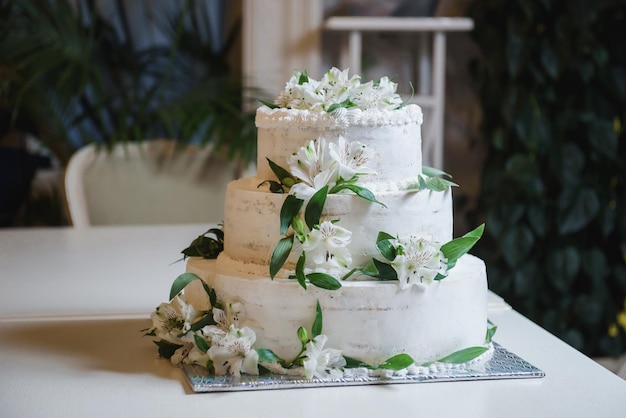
[186,254,488,366]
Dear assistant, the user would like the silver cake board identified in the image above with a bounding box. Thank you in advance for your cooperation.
[182,342,544,393]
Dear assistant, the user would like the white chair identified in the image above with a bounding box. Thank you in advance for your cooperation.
[64,139,250,227]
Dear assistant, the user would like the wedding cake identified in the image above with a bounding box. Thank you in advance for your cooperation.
[147,68,491,379]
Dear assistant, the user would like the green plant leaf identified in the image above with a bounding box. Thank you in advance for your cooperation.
[485,320,498,344]
[259,99,278,109]
[266,158,295,187]
[304,185,328,229]
[330,183,386,207]
[169,272,202,300]
[419,176,458,191]
[312,300,323,337]
[558,188,600,235]
[433,346,489,365]
[193,334,210,353]
[360,259,398,281]
[295,252,307,290]
[280,195,304,235]
[307,272,342,290]
[256,348,285,364]
[422,166,453,178]
[548,246,581,292]
[440,224,485,270]
[153,340,183,359]
[378,353,415,370]
[189,313,217,331]
[181,228,224,259]
[376,238,397,262]
[326,98,355,112]
[343,356,372,369]
[258,180,285,193]
[297,69,309,85]
[270,235,294,278]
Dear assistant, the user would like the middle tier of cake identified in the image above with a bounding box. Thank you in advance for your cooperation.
[222,177,452,277]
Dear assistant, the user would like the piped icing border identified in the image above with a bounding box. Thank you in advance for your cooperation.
[256,104,423,129]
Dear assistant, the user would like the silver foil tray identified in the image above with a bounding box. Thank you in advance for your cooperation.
[182,342,545,392]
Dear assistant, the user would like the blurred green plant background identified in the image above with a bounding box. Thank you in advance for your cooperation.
[0,0,257,226]
[469,0,626,357]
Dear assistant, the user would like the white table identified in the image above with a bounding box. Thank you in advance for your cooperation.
[1,225,625,417]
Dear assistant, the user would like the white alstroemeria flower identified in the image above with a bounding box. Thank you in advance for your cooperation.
[207,325,259,376]
[273,68,402,111]
[200,301,247,342]
[303,334,346,380]
[184,346,211,368]
[170,343,193,365]
[318,67,360,108]
[328,136,377,180]
[288,138,338,198]
[350,77,402,110]
[274,71,325,110]
[177,296,201,335]
[302,221,352,269]
[150,302,185,344]
[391,234,448,289]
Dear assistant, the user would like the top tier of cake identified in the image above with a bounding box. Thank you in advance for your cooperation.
[255,104,423,191]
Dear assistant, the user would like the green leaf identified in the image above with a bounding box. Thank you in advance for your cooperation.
[434,346,489,364]
[280,195,304,235]
[422,166,453,178]
[440,224,485,270]
[270,235,294,278]
[169,272,203,300]
[326,98,355,112]
[181,228,224,259]
[304,185,328,229]
[307,272,342,290]
[258,180,285,193]
[330,183,386,207]
[297,69,309,85]
[549,246,581,293]
[376,231,396,242]
[266,158,295,186]
[376,238,397,262]
[295,252,307,290]
[153,340,183,359]
[485,320,498,344]
[360,259,398,281]
[259,99,277,109]
[378,353,415,370]
[189,313,217,331]
[419,176,458,191]
[312,300,323,337]
[558,188,600,235]
[343,356,372,369]
[256,348,285,364]
[193,334,210,353]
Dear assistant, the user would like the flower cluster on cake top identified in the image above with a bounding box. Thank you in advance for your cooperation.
[264,67,404,112]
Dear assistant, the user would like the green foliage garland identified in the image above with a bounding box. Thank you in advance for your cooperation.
[469,0,626,357]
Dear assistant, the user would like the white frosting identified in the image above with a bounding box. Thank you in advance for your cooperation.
[256,105,423,186]
[222,177,452,272]
[182,101,489,370]
[187,254,488,366]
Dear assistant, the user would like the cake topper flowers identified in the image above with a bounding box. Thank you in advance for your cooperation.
[261,67,404,112]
